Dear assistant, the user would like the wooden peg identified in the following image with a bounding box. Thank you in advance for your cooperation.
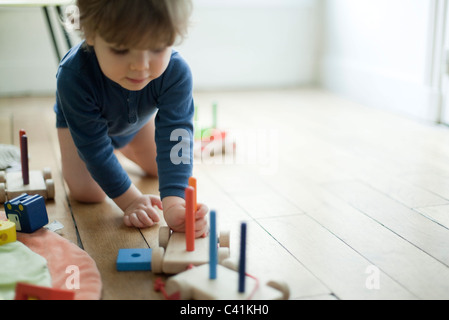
[209,210,217,279]
[188,176,197,212]
[238,222,247,293]
[185,186,195,252]
[20,133,29,185]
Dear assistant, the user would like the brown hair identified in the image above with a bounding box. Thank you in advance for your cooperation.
[77,0,192,49]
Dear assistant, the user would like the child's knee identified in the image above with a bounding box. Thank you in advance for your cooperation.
[69,186,106,204]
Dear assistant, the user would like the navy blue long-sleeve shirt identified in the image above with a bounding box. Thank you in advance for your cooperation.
[54,41,194,200]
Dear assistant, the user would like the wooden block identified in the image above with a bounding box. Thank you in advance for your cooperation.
[163,232,209,274]
[0,168,55,203]
[116,248,152,271]
[165,264,289,300]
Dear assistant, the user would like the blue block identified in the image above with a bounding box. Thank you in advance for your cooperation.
[5,194,49,233]
[116,248,152,271]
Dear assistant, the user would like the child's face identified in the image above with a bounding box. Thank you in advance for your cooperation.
[87,35,172,91]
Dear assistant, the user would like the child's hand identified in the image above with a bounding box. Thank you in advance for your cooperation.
[122,194,163,228]
[163,196,209,238]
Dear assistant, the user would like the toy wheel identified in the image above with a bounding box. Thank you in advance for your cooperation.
[0,171,5,183]
[267,280,290,300]
[46,179,55,200]
[0,183,6,203]
[158,226,171,249]
[151,247,164,274]
[219,230,230,248]
[166,278,192,300]
[42,167,52,180]
[218,247,230,264]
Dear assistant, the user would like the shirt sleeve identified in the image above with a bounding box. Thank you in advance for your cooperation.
[154,54,194,200]
[56,67,132,199]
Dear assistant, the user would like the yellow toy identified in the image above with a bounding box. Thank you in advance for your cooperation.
[0,219,17,246]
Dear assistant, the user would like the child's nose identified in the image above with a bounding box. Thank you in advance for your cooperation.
[130,51,150,71]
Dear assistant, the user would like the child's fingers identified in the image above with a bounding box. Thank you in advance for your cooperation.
[150,195,163,210]
[124,212,144,228]
[194,216,207,231]
[194,214,208,238]
[145,205,160,223]
[192,203,209,238]
[127,207,159,228]
[123,215,132,227]
[195,203,209,219]
[128,212,150,228]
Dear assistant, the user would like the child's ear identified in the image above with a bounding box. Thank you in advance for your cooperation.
[85,35,95,46]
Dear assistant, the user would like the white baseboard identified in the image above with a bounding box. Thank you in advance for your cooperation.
[0,63,57,97]
[319,57,440,123]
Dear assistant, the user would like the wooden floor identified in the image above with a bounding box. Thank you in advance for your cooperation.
[2,88,449,300]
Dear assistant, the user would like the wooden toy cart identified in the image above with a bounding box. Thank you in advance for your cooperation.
[162,263,290,300]
[155,219,290,300]
[0,131,54,203]
[151,226,230,274]
[0,168,54,203]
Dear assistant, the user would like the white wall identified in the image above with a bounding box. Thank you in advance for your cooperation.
[0,7,66,96]
[1,0,441,124]
[319,0,439,122]
[176,0,321,90]
[0,0,321,96]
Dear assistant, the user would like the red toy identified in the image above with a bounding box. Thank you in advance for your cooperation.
[15,282,75,300]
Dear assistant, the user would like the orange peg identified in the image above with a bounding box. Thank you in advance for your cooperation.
[188,177,197,212]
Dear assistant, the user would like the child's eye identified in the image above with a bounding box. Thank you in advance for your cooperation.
[111,48,129,55]
[152,48,165,54]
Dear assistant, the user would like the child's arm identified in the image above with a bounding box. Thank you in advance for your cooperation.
[151,52,208,235]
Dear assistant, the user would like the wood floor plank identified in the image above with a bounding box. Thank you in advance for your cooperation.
[244,220,331,299]
[358,172,449,209]
[401,173,449,201]
[325,181,449,268]
[203,164,303,219]
[280,138,449,209]
[261,175,449,299]
[416,205,449,230]
[271,91,449,179]
[258,214,417,299]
